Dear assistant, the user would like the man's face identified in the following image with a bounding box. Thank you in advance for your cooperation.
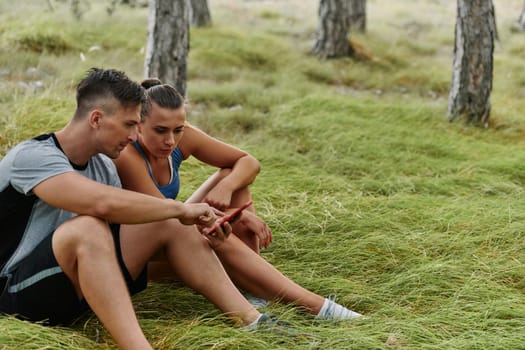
[96,103,141,159]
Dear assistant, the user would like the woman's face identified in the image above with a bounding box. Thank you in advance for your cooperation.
[139,102,186,159]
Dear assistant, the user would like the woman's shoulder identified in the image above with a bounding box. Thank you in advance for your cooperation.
[113,142,142,169]
[178,123,209,156]
[181,122,205,138]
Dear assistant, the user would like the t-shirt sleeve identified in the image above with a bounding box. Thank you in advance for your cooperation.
[10,144,73,195]
[94,154,122,189]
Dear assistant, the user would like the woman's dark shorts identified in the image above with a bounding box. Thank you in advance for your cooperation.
[0,224,147,325]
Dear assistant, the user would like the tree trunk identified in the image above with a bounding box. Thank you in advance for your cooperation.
[447,0,495,127]
[516,1,525,31]
[190,0,212,27]
[313,0,353,59]
[348,0,366,33]
[144,0,190,97]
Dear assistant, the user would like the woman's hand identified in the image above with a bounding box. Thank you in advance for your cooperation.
[199,217,232,249]
[203,185,233,211]
[237,211,273,249]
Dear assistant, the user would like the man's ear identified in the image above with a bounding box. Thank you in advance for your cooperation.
[89,109,103,129]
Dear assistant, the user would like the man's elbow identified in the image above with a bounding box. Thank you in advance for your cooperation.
[90,199,116,219]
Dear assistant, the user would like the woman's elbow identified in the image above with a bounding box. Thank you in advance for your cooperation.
[247,155,261,174]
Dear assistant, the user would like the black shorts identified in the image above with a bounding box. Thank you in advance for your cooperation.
[0,224,147,325]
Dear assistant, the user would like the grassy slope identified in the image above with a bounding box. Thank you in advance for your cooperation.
[2,0,525,349]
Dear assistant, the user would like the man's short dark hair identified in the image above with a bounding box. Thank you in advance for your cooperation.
[74,67,145,119]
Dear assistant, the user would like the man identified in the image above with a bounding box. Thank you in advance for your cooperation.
[0,68,263,350]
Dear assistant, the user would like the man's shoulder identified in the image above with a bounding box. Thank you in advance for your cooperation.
[12,136,66,164]
[1,135,71,195]
[1,136,57,164]
[13,134,59,153]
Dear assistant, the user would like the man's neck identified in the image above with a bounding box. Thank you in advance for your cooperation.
[54,124,95,167]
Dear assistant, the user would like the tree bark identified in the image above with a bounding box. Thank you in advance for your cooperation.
[313,0,353,59]
[348,0,366,33]
[190,0,212,27]
[516,1,525,31]
[144,0,190,97]
[447,0,495,127]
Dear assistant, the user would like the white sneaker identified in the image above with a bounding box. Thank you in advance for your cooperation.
[316,295,362,320]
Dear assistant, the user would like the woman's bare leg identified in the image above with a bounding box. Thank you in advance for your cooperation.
[213,234,325,315]
[136,223,360,320]
[184,169,229,204]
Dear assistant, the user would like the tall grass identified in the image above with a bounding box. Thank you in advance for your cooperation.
[2,0,525,349]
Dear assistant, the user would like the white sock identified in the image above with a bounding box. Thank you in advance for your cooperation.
[317,298,332,318]
[245,313,264,328]
[316,297,362,320]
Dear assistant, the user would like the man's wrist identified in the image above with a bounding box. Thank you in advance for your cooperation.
[169,199,187,219]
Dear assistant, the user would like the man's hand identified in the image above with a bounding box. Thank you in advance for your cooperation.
[179,203,217,227]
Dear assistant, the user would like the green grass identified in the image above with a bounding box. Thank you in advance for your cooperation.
[2,0,525,349]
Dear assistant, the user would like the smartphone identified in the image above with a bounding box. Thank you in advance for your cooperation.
[209,200,253,234]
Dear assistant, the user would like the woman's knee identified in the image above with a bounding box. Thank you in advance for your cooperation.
[217,168,232,179]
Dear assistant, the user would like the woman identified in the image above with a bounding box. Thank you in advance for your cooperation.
[116,79,270,255]
[113,79,362,322]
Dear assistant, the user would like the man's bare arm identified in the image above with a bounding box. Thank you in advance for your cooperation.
[33,172,215,225]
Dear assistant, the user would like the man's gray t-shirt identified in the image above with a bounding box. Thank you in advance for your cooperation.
[0,134,121,275]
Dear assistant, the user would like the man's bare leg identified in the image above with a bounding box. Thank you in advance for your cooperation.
[52,216,152,350]
[119,219,261,326]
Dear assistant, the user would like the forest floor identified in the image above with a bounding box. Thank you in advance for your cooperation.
[1,0,525,349]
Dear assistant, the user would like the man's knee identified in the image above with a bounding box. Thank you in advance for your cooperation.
[53,216,114,258]
[157,220,214,254]
[151,219,204,242]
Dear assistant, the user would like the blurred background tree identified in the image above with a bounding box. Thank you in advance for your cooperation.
[313,0,353,58]
[190,0,211,27]
[144,0,190,96]
[349,0,366,32]
[515,1,525,31]
[447,0,496,127]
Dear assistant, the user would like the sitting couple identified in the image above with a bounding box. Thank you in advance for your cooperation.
[0,67,362,350]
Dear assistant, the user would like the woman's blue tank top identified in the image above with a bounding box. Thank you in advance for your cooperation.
[132,141,183,199]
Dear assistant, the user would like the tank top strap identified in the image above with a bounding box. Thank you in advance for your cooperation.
[132,141,155,179]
